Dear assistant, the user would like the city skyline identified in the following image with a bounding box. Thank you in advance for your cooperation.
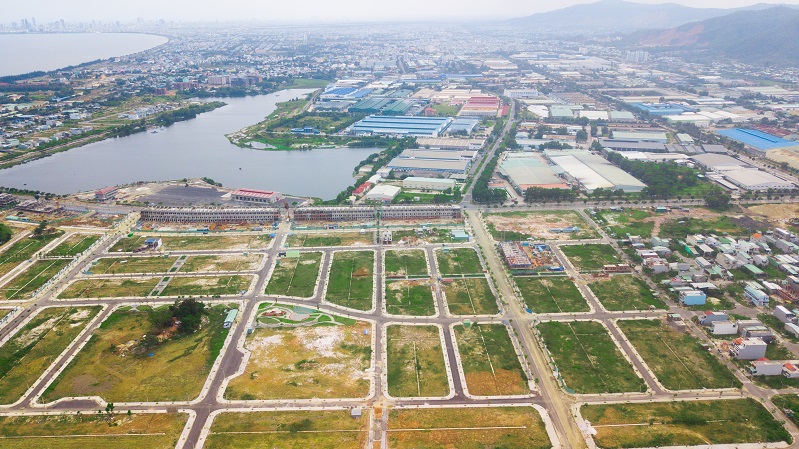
[5,0,799,23]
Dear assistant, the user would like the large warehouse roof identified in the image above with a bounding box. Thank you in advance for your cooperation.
[717,128,799,151]
[387,158,470,173]
[499,153,568,190]
[691,153,749,171]
[546,151,646,193]
[722,168,795,191]
[350,116,453,137]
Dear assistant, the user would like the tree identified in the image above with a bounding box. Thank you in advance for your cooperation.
[704,186,731,210]
[33,220,48,236]
[0,223,11,245]
[575,129,588,143]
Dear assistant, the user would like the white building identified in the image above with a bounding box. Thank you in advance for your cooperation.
[402,177,456,191]
[364,185,401,202]
[731,338,768,360]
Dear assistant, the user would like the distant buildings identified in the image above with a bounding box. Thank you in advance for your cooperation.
[232,189,284,204]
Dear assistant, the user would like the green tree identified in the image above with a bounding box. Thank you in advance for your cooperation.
[704,186,732,210]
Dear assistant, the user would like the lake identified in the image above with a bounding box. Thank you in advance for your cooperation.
[0,89,377,200]
[0,33,169,77]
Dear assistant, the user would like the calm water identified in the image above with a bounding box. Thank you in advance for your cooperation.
[0,90,376,199]
[0,33,169,77]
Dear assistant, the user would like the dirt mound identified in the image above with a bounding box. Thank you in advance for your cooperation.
[352,267,371,278]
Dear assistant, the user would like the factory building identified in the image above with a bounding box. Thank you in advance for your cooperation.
[141,207,280,223]
[348,116,453,137]
[717,128,799,154]
[402,177,456,191]
[94,186,118,201]
[364,185,401,202]
[611,131,669,143]
[498,153,569,193]
[458,96,501,118]
[545,150,646,193]
[416,137,485,150]
[598,139,667,153]
[232,188,283,204]
[630,103,697,116]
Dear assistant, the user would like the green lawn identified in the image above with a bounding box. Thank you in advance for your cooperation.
[43,305,232,403]
[206,411,368,449]
[659,215,747,239]
[386,325,449,398]
[160,275,252,297]
[618,319,740,390]
[515,276,589,313]
[594,209,655,238]
[589,275,666,311]
[0,231,64,278]
[582,399,791,448]
[90,256,176,274]
[436,248,483,275]
[442,278,499,315]
[453,323,528,396]
[560,244,620,271]
[0,306,100,404]
[0,258,71,299]
[385,280,436,316]
[537,320,646,394]
[265,252,322,297]
[384,249,428,277]
[326,251,374,311]
[46,234,100,257]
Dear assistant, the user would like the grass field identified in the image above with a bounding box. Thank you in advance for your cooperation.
[589,275,666,311]
[0,258,71,299]
[325,251,374,311]
[388,407,551,449]
[436,248,484,275]
[385,280,435,316]
[160,275,251,297]
[560,244,620,271]
[178,254,261,272]
[0,413,188,449]
[581,399,791,448]
[443,278,499,315]
[58,277,160,299]
[594,209,655,238]
[537,321,646,394]
[0,306,100,404]
[515,277,589,313]
[454,323,528,396]
[660,216,747,239]
[384,249,428,277]
[773,394,799,423]
[90,256,177,274]
[287,232,373,247]
[206,411,368,449]
[109,234,271,252]
[618,319,740,390]
[47,234,100,257]
[265,252,321,297]
[43,305,231,403]
[0,231,64,278]
[225,320,372,400]
[386,325,449,398]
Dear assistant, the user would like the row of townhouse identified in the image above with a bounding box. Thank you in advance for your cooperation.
[292,205,462,222]
[141,207,281,223]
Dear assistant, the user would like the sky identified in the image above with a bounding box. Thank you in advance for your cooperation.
[5,0,799,23]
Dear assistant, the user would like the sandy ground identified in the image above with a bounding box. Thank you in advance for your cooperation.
[484,211,586,240]
[746,203,799,228]
[767,148,799,170]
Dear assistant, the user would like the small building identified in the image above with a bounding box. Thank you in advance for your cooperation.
[223,309,239,328]
[750,359,785,376]
[144,237,162,250]
[95,186,118,201]
[700,311,728,325]
[775,305,797,324]
[232,188,284,204]
[710,320,738,335]
[731,337,768,360]
[450,230,470,241]
[365,185,401,203]
[744,285,770,307]
[381,230,393,244]
[786,322,799,338]
[678,289,706,306]
[784,363,799,379]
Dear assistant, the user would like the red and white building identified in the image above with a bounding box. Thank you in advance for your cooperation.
[232,189,283,204]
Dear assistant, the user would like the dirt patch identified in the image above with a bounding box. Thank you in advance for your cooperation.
[747,203,799,228]
[353,267,371,278]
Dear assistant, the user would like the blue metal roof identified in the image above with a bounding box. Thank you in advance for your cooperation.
[716,128,799,151]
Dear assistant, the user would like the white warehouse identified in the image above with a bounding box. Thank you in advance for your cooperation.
[402,177,456,191]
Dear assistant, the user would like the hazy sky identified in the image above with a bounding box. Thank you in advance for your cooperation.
[6,0,799,23]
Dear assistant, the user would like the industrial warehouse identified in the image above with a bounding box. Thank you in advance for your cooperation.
[347,115,454,137]
[386,148,475,174]
[498,152,569,193]
[544,150,647,193]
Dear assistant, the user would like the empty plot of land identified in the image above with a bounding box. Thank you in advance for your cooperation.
[46,234,101,257]
[384,249,428,277]
[436,247,483,275]
[386,325,449,398]
[582,399,791,448]
[589,275,665,311]
[443,278,499,316]
[160,275,252,297]
[385,280,436,316]
[0,231,63,278]
[206,410,368,449]
[179,254,261,272]
[618,319,739,390]
[594,209,655,238]
[109,234,271,252]
[560,244,620,271]
[0,413,188,449]
[0,258,70,300]
[43,305,231,403]
[515,276,589,313]
[287,232,373,248]
[225,319,372,400]
[90,256,177,275]
[454,323,528,396]
[325,251,374,311]
[537,321,646,394]
[388,407,551,449]
[265,252,322,298]
[58,277,160,299]
[485,210,598,241]
[0,306,100,404]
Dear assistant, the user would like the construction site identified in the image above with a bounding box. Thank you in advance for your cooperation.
[499,241,562,271]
